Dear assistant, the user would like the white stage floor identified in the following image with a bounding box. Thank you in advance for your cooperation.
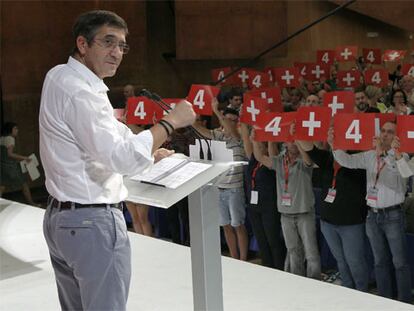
[1,199,413,311]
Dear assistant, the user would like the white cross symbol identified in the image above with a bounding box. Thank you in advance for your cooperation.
[341,48,352,60]
[238,70,249,83]
[342,73,355,86]
[328,96,344,116]
[312,65,325,79]
[281,70,294,85]
[246,100,260,121]
[408,131,414,139]
[388,51,400,61]
[261,92,273,104]
[302,112,321,136]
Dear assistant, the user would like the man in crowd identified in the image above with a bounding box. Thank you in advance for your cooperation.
[354,87,380,113]
[39,10,195,310]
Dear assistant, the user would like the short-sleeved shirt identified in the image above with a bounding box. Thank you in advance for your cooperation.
[212,129,246,189]
[271,154,314,214]
[0,136,15,148]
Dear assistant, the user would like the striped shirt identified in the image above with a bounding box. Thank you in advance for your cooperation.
[212,129,246,188]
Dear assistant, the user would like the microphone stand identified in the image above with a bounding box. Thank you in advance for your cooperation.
[139,89,212,160]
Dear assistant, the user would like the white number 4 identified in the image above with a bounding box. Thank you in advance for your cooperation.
[193,89,205,109]
[371,71,381,84]
[134,101,146,119]
[252,75,262,88]
[265,117,282,136]
[366,51,375,63]
[345,120,362,143]
[321,52,330,64]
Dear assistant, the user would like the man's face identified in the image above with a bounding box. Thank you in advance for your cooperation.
[123,85,135,99]
[401,76,414,93]
[305,95,320,107]
[286,142,299,157]
[355,91,369,112]
[229,96,242,108]
[81,25,126,79]
[380,122,396,149]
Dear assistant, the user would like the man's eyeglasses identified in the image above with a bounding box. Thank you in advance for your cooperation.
[93,37,130,54]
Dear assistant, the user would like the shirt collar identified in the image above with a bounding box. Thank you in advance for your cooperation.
[67,56,109,94]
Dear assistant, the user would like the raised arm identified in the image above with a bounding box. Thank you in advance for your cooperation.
[240,123,252,159]
[251,130,273,169]
[212,98,240,139]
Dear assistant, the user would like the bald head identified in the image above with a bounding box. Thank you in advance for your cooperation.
[123,84,135,99]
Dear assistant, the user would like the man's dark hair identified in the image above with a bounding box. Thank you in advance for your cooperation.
[223,107,239,117]
[354,86,366,94]
[72,10,128,55]
[227,87,243,100]
[1,122,17,136]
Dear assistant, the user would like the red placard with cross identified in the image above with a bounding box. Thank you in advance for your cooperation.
[397,115,414,152]
[211,67,233,86]
[374,113,396,136]
[234,68,251,86]
[308,63,330,81]
[255,112,297,142]
[154,98,184,121]
[364,69,389,87]
[187,85,220,116]
[323,91,355,117]
[240,94,268,127]
[294,62,313,80]
[383,50,406,62]
[317,50,336,65]
[333,113,376,150]
[337,70,361,88]
[126,96,156,125]
[401,64,414,77]
[294,107,331,141]
[362,48,382,65]
[272,67,300,88]
[247,69,271,89]
[336,46,358,62]
[246,87,282,112]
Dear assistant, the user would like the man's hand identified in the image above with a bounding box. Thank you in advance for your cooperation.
[391,136,402,159]
[372,136,382,156]
[163,100,196,129]
[153,148,174,163]
[327,126,334,148]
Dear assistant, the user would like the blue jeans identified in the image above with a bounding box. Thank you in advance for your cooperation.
[218,187,246,227]
[366,209,412,303]
[321,221,369,291]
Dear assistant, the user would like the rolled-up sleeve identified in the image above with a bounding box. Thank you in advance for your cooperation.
[332,150,369,169]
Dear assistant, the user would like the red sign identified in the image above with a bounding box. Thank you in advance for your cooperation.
[247,69,271,89]
[337,70,361,88]
[272,67,300,88]
[336,46,358,62]
[126,97,156,125]
[317,50,336,65]
[323,91,355,116]
[264,67,274,82]
[333,113,376,150]
[211,67,233,85]
[154,98,184,121]
[364,69,389,87]
[362,48,382,65]
[234,68,251,86]
[187,85,220,116]
[294,62,313,79]
[401,64,414,77]
[397,115,414,152]
[240,94,268,127]
[255,112,296,142]
[294,107,331,141]
[246,87,282,112]
[308,63,330,81]
[383,50,406,62]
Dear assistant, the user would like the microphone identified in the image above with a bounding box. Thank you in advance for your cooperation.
[139,89,212,160]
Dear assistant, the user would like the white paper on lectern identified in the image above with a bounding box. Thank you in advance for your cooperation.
[130,157,188,183]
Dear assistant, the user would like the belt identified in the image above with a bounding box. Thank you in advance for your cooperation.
[370,204,402,213]
[50,198,123,212]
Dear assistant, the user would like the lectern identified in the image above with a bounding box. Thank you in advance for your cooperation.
[125,160,236,311]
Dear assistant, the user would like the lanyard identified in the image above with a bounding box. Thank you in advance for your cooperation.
[373,156,386,189]
[251,162,262,190]
[331,161,341,189]
[283,155,295,192]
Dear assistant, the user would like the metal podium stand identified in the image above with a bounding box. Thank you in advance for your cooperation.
[124,161,235,311]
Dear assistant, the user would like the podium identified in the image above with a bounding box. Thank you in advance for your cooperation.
[125,160,236,311]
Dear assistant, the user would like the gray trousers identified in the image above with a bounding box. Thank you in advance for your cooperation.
[281,212,321,279]
[43,199,131,311]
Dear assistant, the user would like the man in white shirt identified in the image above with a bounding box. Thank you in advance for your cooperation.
[331,122,412,303]
[39,10,195,311]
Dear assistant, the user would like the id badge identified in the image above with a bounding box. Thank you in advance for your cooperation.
[250,190,258,205]
[281,192,292,206]
[366,187,379,207]
[324,188,337,203]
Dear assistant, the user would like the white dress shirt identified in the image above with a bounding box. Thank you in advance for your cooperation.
[333,149,408,208]
[39,57,154,204]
